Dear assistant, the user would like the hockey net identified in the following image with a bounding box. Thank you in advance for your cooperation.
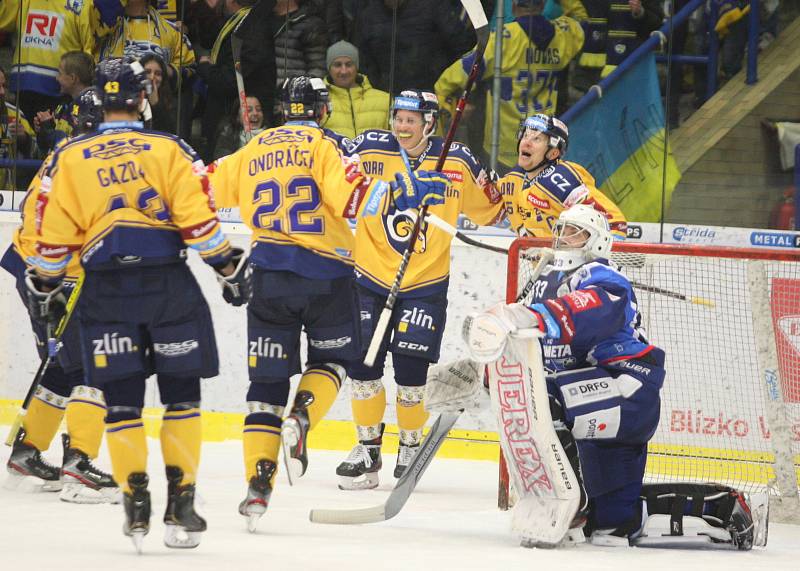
[500,238,800,516]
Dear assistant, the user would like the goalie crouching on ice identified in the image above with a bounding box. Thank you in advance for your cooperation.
[431,204,766,549]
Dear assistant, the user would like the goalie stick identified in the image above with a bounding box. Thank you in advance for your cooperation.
[5,274,84,446]
[363,0,489,367]
[309,411,461,524]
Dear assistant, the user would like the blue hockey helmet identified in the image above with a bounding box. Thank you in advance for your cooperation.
[95,57,151,111]
[72,87,103,135]
[391,89,439,131]
[517,113,569,156]
[281,76,331,122]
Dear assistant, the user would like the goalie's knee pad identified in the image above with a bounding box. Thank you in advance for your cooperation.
[634,483,767,550]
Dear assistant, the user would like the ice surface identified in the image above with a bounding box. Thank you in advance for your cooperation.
[1,438,797,570]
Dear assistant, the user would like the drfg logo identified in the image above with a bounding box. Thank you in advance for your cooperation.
[25,12,63,50]
[92,333,138,368]
[398,307,434,332]
[248,337,287,368]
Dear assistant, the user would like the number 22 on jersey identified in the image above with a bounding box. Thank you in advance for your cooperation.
[252,175,324,234]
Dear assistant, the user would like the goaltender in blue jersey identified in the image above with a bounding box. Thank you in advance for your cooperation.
[208,76,450,532]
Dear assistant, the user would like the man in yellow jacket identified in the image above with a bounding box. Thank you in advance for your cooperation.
[321,40,390,139]
[436,0,584,171]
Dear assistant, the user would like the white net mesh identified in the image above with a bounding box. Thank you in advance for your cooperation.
[508,240,800,496]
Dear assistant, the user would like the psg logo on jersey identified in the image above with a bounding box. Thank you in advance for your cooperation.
[383,211,427,255]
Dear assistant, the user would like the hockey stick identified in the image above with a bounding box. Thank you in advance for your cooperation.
[230,21,252,143]
[309,410,462,524]
[5,274,85,446]
[363,0,489,367]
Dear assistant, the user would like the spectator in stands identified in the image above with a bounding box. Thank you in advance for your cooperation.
[436,0,584,172]
[142,53,177,133]
[0,65,35,192]
[215,94,267,156]
[196,0,276,161]
[98,0,196,83]
[321,41,390,138]
[352,0,475,95]
[33,51,94,154]
[272,0,327,100]
[0,0,122,118]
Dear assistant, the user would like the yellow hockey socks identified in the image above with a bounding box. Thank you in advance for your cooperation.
[294,365,344,429]
[350,379,386,442]
[243,402,284,485]
[161,405,202,486]
[64,385,106,458]
[396,386,428,446]
[22,386,67,452]
[106,418,147,493]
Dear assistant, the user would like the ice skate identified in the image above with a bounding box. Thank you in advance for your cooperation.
[336,439,382,490]
[393,443,419,479]
[59,434,121,504]
[122,472,151,554]
[163,467,206,549]
[281,395,311,485]
[5,428,62,492]
[238,459,276,533]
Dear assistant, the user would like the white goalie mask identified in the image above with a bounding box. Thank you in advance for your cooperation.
[551,204,613,271]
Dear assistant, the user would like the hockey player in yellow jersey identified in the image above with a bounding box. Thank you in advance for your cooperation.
[501,113,627,239]
[30,58,239,552]
[435,0,584,170]
[2,88,121,504]
[208,76,450,532]
[334,90,505,490]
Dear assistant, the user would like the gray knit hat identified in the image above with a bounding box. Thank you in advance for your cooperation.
[326,40,359,71]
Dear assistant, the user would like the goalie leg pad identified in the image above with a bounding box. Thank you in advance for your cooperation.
[487,335,581,547]
[635,483,767,550]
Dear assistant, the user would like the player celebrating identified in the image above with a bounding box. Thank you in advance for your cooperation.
[335,90,504,490]
[460,205,762,549]
[2,88,120,504]
[500,113,627,239]
[208,76,450,531]
[30,58,238,552]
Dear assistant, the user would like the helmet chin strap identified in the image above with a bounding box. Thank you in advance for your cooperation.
[523,149,560,174]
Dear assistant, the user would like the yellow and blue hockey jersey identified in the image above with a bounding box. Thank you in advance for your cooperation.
[0,0,124,96]
[97,8,195,78]
[209,124,398,280]
[436,15,584,168]
[34,121,230,282]
[342,131,504,297]
[500,160,627,238]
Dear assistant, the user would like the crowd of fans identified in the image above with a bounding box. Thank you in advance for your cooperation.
[0,0,791,190]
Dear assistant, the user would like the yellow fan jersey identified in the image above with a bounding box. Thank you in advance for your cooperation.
[35,121,230,283]
[436,16,584,168]
[342,130,505,297]
[0,0,123,96]
[501,160,627,239]
[97,9,195,77]
[209,124,397,280]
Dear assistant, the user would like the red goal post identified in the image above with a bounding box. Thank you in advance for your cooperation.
[500,237,800,518]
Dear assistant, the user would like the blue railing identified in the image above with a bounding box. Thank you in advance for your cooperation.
[563,0,760,124]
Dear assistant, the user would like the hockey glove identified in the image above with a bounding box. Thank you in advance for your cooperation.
[24,267,68,327]
[390,169,450,211]
[462,302,543,363]
[216,247,251,306]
